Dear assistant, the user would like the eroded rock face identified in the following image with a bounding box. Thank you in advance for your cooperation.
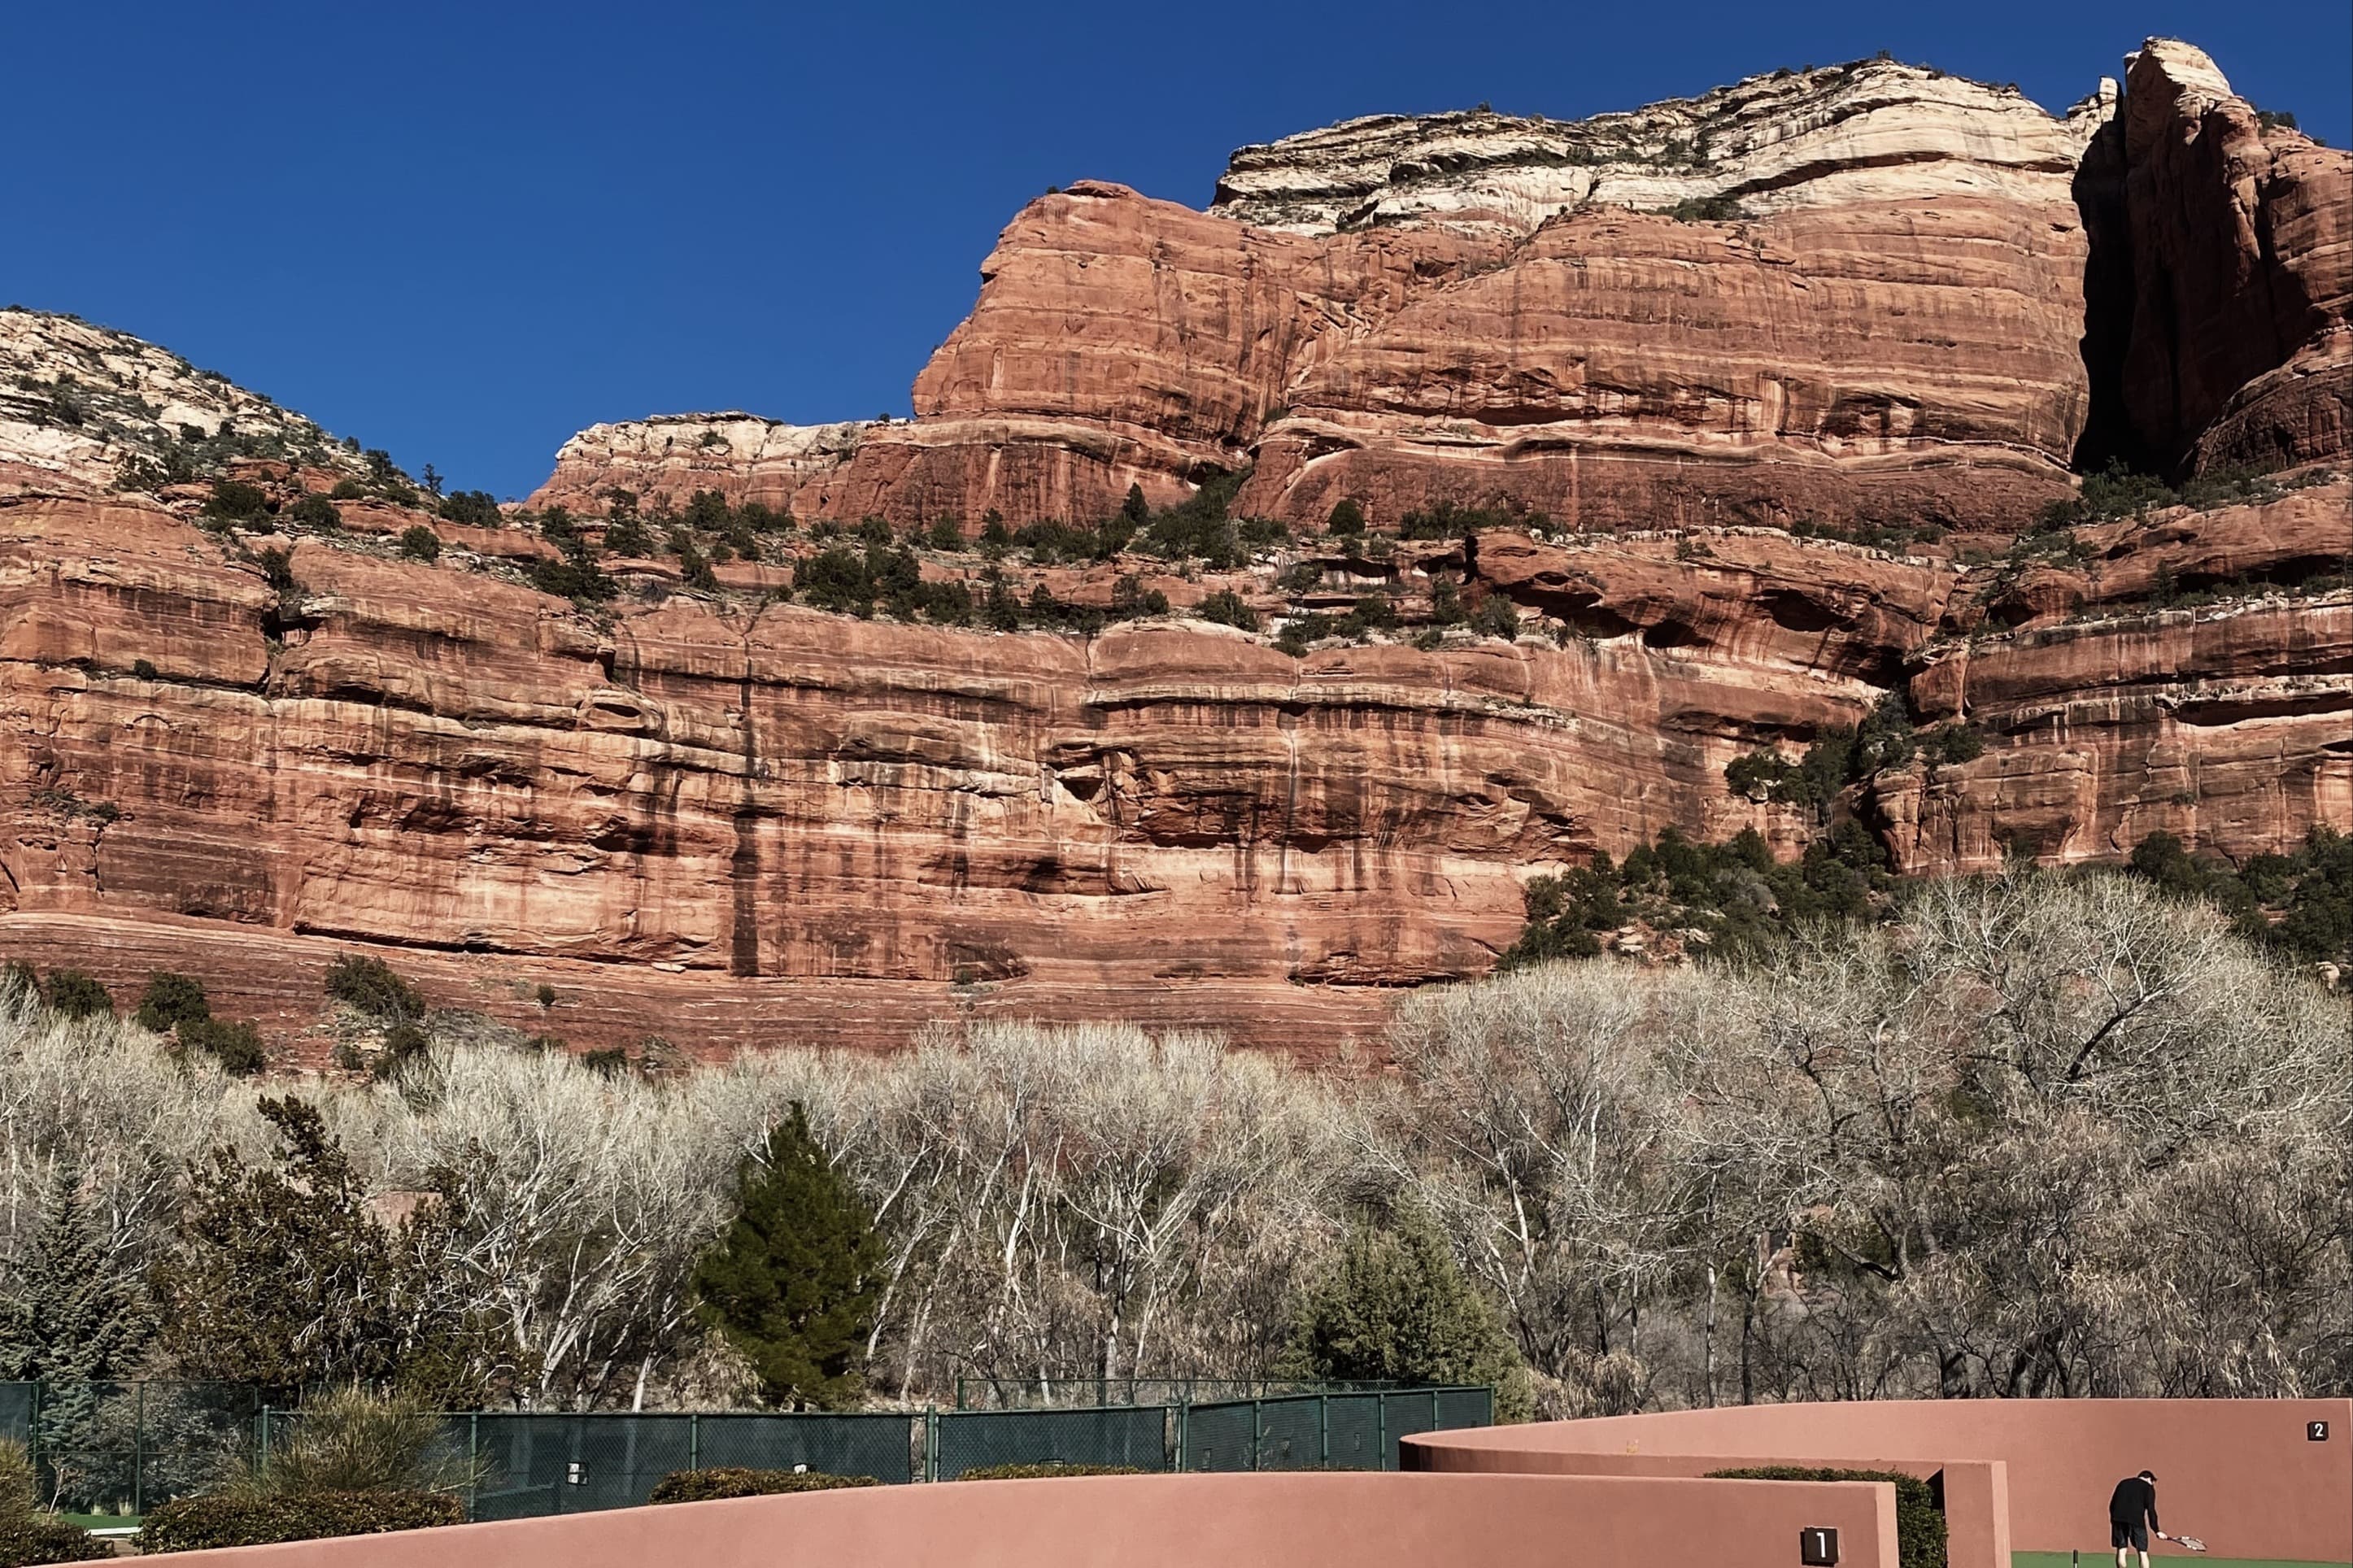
[7,39,2349,1058]
[529,414,871,516]
[5,477,2346,1056]
[1214,59,2105,235]
[1238,197,2091,531]
[0,309,366,496]
[537,61,2117,530]
[2111,41,2353,476]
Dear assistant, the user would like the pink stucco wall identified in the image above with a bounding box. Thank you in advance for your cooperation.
[1407,1398,2353,1564]
[152,1471,1901,1568]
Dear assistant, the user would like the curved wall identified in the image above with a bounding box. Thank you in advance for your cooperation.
[151,1471,1900,1568]
[1406,1398,2353,1566]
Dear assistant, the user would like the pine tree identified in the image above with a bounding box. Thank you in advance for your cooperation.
[1280,1208,1523,1392]
[1121,483,1151,525]
[692,1104,882,1409]
[0,1157,154,1383]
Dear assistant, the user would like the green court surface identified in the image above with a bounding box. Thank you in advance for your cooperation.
[2016,1556,2352,1568]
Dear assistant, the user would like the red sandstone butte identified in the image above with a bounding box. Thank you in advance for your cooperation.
[3,39,2348,1060]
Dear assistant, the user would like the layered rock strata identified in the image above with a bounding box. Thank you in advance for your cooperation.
[4,473,2345,1055]
[2105,41,2351,475]
[0,309,364,496]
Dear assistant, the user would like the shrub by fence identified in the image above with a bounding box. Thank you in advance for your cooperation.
[138,1491,462,1553]
[645,1470,877,1504]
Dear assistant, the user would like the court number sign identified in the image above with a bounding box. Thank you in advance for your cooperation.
[2312,1420,2332,1441]
[1801,1527,1840,1565]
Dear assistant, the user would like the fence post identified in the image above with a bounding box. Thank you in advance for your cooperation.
[1318,1394,1329,1468]
[258,1405,271,1483]
[923,1408,937,1483]
[688,1413,699,1473]
[1174,1400,1187,1473]
[133,1382,145,1518]
[1251,1399,1262,1472]
[1376,1394,1388,1473]
[468,1413,479,1519]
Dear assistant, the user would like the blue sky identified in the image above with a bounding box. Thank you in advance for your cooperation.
[7,1,2347,499]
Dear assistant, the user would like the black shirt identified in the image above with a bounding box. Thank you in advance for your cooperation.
[2109,1476,2160,1531]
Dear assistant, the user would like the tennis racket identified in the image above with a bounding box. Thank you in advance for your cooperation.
[2162,1533,2208,1553]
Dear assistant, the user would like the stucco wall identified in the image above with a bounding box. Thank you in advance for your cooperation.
[1407,1398,2353,1563]
[151,1471,1900,1568]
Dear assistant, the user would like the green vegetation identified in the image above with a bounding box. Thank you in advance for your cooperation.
[1665,194,1749,222]
[131,659,159,681]
[1396,499,1545,540]
[436,490,500,529]
[201,479,270,523]
[397,526,441,562]
[2035,460,2331,530]
[2126,826,2353,966]
[1279,1209,1523,1409]
[1276,591,1407,654]
[1500,823,1891,968]
[230,1386,478,1499]
[0,1159,155,1387]
[41,971,111,1021]
[693,1104,884,1410]
[324,953,423,1021]
[1786,516,1945,552]
[0,1443,107,1566]
[647,1469,878,1503]
[133,972,264,1075]
[1194,589,1257,631]
[1708,1470,1945,1568]
[138,1492,461,1553]
[287,494,341,531]
[1469,595,1520,640]
[154,1097,521,1403]
[602,514,655,557]
[526,507,617,606]
[1722,692,1925,816]
[953,1464,1147,1480]
[1324,498,1366,536]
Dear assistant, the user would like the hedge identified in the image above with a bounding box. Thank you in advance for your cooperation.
[0,1514,109,1567]
[1706,1468,1946,1568]
[952,1464,1147,1481]
[139,1491,462,1553]
[647,1470,879,1505]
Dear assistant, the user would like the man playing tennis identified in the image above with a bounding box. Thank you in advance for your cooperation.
[2109,1470,2172,1566]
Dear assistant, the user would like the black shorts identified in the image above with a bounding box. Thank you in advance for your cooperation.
[2112,1520,2150,1552]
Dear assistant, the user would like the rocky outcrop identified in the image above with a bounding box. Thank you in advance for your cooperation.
[531,41,2348,533]
[1893,591,2353,873]
[1237,195,2091,532]
[0,309,365,496]
[538,61,2119,531]
[2106,40,2352,474]
[0,490,1869,1056]
[7,39,2348,1061]
[1214,59,2106,235]
[5,471,2345,1056]
[529,414,871,516]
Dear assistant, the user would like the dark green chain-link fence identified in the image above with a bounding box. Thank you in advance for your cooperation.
[4,1381,1494,1521]
[1,1381,267,1517]
[1179,1388,1496,1472]
[951,1376,1403,1411]
[928,1405,1170,1479]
